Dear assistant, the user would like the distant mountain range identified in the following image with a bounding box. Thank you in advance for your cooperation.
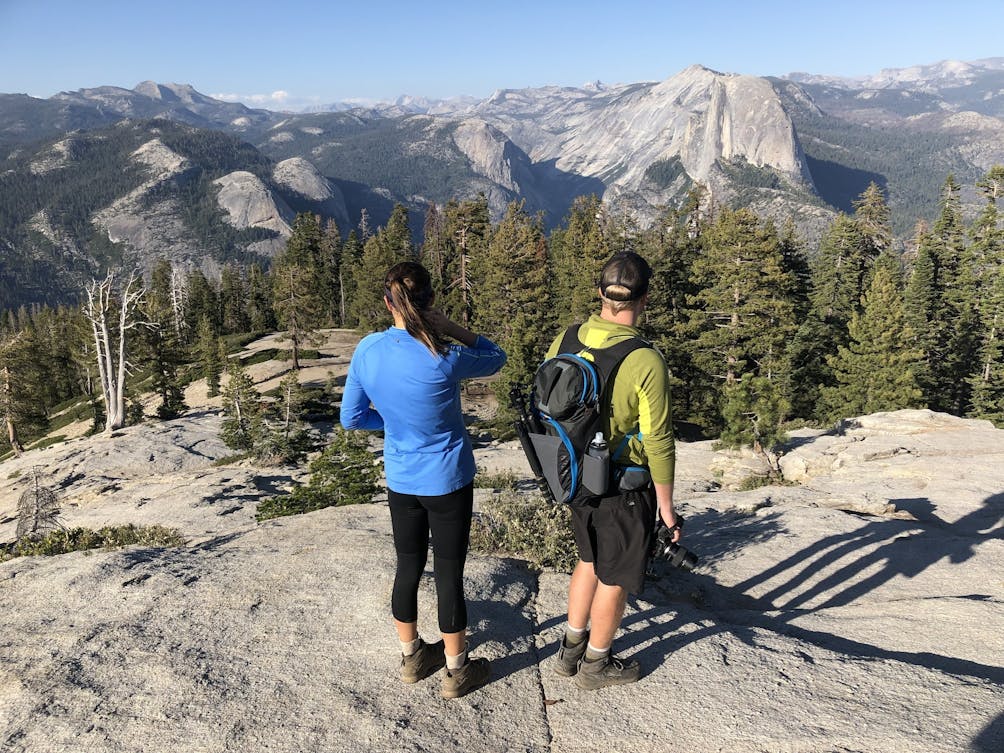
[2,59,1004,310]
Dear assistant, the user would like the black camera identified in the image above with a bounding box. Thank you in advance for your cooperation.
[650,515,698,572]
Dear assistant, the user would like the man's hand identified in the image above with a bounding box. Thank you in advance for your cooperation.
[654,481,680,542]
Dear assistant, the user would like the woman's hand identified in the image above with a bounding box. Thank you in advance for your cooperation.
[426,308,478,347]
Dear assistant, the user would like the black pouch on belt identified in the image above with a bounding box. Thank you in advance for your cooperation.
[614,465,651,491]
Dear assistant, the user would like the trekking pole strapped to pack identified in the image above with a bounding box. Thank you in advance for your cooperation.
[514,324,650,505]
[509,385,555,504]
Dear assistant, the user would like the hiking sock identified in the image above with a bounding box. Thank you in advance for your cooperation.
[584,643,611,663]
[446,646,468,670]
[401,637,421,656]
[564,625,587,647]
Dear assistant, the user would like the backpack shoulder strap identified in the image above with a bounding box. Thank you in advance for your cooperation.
[555,324,584,355]
[588,335,652,383]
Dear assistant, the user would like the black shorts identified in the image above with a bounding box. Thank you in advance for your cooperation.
[570,486,657,594]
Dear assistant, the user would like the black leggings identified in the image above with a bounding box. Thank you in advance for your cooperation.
[388,481,474,634]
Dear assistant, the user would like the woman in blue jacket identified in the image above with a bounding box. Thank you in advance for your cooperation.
[341,261,506,699]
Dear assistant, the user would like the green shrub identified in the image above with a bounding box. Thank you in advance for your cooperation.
[470,492,577,571]
[255,427,381,521]
[2,524,185,561]
[473,467,519,491]
[736,474,774,491]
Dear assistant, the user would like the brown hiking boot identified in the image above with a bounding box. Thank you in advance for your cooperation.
[574,653,640,690]
[553,630,589,677]
[441,657,491,699]
[401,639,446,683]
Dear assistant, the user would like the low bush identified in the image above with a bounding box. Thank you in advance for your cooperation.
[473,467,519,491]
[255,427,381,521]
[470,492,577,571]
[2,524,185,561]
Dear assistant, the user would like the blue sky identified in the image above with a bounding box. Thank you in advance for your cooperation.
[1,0,1001,109]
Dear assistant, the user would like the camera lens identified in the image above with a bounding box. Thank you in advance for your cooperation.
[665,542,698,571]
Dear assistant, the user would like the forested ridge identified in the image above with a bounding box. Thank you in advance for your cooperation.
[0,120,295,308]
[3,166,1003,466]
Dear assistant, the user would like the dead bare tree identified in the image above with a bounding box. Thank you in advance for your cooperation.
[1,362,23,456]
[169,265,189,340]
[83,271,152,434]
[1,331,29,457]
[16,466,62,541]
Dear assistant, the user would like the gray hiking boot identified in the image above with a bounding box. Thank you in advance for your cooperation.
[574,653,641,690]
[441,657,491,699]
[401,639,446,683]
[553,631,589,676]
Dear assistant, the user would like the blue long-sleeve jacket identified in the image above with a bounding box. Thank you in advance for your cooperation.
[340,328,507,495]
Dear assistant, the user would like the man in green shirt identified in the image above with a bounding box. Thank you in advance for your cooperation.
[550,251,681,690]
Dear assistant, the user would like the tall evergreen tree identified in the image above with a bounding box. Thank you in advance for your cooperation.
[219,264,249,335]
[245,263,276,332]
[687,208,797,437]
[142,260,187,420]
[220,358,263,453]
[319,218,343,325]
[348,205,414,331]
[968,165,1004,424]
[339,230,364,327]
[641,186,706,422]
[196,315,222,398]
[904,175,975,413]
[439,196,490,326]
[271,261,324,370]
[853,181,893,265]
[549,195,613,323]
[185,270,220,334]
[791,201,883,422]
[472,201,550,419]
[819,264,924,421]
[0,330,48,455]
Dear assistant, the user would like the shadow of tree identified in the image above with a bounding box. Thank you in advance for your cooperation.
[974,711,1004,752]
[621,492,1004,685]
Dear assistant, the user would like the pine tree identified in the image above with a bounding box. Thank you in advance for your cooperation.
[142,261,187,420]
[640,186,706,422]
[1,330,48,455]
[271,261,324,370]
[382,204,414,259]
[245,263,276,333]
[905,175,975,413]
[472,201,550,419]
[819,264,924,421]
[196,315,222,398]
[549,195,612,323]
[271,217,327,370]
[348,207,414,332]
[793,201,884,421]
[686,208,798,436]
[219,264,249,335]
[720,373,789,473]
[320,218,342,325]
[438,196,490,326]
[853,181,893,265]
[220,358,263,453]
[339,230,364,327]
[259,370,311,464]
[349,233,396,331]
[185,270,219,334]
[968,165,1004,424]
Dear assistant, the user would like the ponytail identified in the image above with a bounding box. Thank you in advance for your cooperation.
[384,262,450,356]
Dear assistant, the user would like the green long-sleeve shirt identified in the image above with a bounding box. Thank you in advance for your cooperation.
[545,314,676,485]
